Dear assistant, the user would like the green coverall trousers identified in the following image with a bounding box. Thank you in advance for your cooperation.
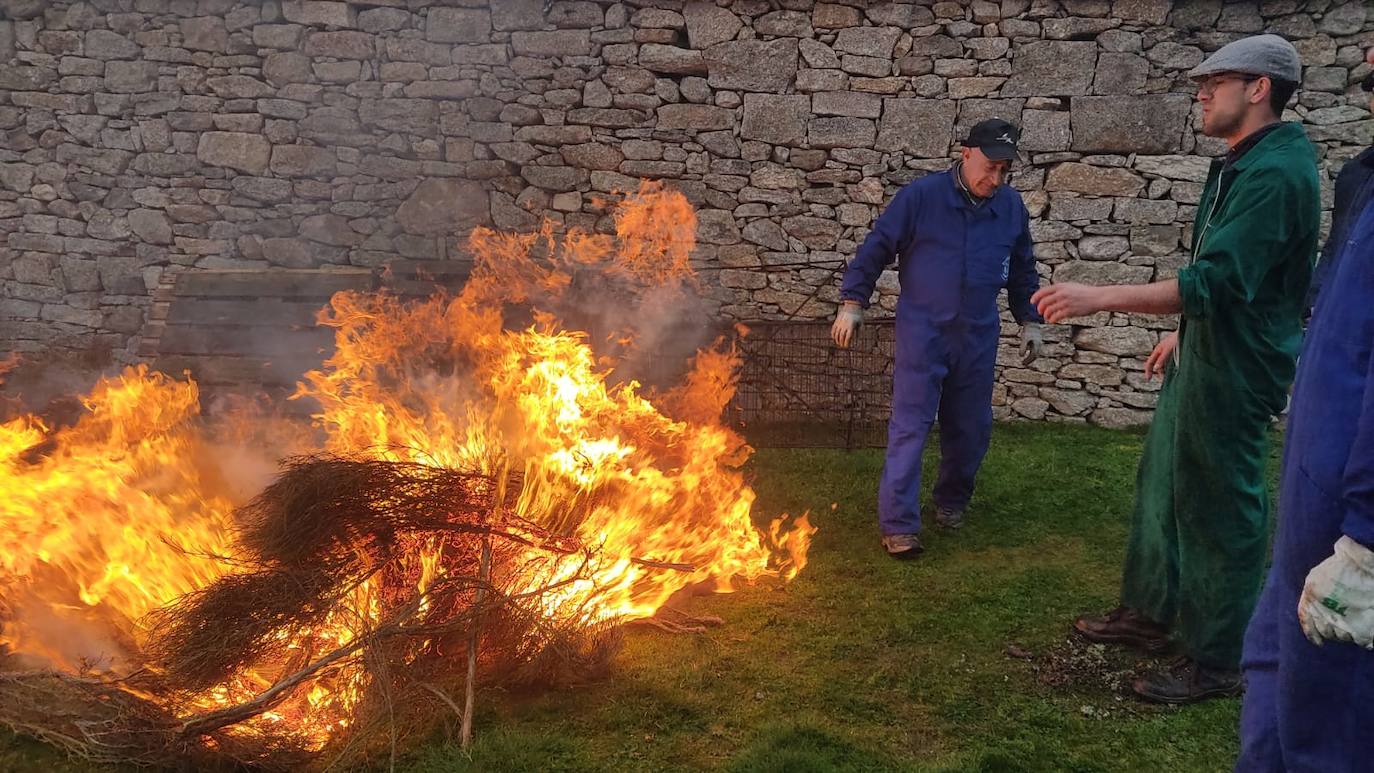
[1119,348,1275,671]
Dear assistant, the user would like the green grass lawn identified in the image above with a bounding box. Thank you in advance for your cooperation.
[4,423,1264,772]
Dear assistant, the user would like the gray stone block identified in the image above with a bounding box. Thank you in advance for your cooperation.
[876,98,956,157]
[809,116,877,149]
[684,4,741,49]
[740,94,810,145]
[704,39,798,92]
[1003,41,1096,97]
[1071,95,1192,154]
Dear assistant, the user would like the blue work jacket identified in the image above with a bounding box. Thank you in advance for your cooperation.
[840,169,1043,327]
[1291,190,1374,549]
[1308,146,1374,313]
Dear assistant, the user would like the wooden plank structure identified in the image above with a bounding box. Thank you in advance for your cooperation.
[139,260,473,410]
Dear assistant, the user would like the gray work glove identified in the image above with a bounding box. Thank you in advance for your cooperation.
[831,303,862,348]
[1020,322,1044,366]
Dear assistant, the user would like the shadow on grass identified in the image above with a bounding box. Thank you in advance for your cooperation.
[727,720,897,773]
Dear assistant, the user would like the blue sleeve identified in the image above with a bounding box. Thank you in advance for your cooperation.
[1308,163,1369,317]
[840,184,918,308]
[1007,201,1043,324]
[1341,208,1374,547]
[1341,330,1374,548]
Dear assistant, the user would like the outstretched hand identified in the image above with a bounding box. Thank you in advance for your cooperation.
[1031,283,1106,324]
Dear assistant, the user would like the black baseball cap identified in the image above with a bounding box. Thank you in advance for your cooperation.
[964,119,1020,161]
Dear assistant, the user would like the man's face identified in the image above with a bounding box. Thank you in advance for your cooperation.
[961,146,1012,198]
[1195,71,1261,138]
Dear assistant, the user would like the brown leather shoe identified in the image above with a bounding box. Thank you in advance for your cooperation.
[1131,657,1242,705]
[1073,606,1171,654]
[881,533,923,560]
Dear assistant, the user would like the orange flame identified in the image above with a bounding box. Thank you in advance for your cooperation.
[0,369,237,671]
[0,181,813,750]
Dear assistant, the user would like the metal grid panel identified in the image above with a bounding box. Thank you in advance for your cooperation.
[729,320,895,449]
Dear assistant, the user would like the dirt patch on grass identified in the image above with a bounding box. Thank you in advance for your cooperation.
[1005,636,1193,719]
[1029,636,1139,694]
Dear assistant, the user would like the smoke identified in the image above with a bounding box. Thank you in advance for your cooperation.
[0,349,120,426]
[545,267,720,393]
[2,590,132,673]
[623,281,720,374]
[198,440,287,506]
[197,393,323,504]
[479,182,726,394]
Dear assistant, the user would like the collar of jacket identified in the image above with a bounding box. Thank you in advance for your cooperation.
[1219,121,1308,174]
[1357,145,1374,168]
[1224,120,1281,167]
[944,165,1001,215]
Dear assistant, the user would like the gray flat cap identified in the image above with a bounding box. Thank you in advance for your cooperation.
[1188,34,1302,83]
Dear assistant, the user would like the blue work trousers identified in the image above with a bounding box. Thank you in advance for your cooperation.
[878,315,1000,535]
[1236,469,1374,772]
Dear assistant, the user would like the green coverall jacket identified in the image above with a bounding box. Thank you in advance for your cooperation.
[1119,121,1320,670]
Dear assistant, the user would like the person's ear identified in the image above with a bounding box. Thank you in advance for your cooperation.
[1249,76,1271,106]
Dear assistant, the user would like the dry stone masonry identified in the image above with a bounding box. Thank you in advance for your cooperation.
[1,0,1372,428]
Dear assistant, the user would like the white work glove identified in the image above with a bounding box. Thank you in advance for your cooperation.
[831,303,862,348]
[1019,322,1044,366]
[1299,536,1374,649]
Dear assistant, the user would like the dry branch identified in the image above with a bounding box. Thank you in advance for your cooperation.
[0,456,678,770]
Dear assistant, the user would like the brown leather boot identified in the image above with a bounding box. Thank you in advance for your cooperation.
[1073,606,1171,654]
[933,505,964,530]
[1132,657,1242,705]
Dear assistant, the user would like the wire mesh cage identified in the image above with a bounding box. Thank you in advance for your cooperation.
[728,320,895,449]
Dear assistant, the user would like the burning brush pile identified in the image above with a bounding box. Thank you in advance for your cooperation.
[0,183,814,769]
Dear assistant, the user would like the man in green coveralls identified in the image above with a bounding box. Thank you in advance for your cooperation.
[1032,34,1319,704]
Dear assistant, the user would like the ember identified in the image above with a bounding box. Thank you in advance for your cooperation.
[0,183,814,768]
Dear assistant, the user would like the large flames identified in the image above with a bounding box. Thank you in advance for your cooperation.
[0,182,813,761]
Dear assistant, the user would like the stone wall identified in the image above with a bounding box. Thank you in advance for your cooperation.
[1,0,1371,428]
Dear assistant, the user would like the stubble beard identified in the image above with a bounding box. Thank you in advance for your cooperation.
[1202,107,1243,140]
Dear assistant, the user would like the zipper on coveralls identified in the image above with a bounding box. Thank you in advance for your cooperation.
[1174,168,1233,370]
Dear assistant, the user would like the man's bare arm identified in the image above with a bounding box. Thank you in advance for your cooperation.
[1097,279,1183,315]
[1032,279,1182,323]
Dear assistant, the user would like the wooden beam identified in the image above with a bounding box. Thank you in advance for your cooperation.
[151,355,328,387]
[156,325,336,357]
[165,299,328,328]
[173,269,375,299]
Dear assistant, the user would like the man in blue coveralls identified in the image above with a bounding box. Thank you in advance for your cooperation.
[1235,46,1374,773]
[831,119,1045,559]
